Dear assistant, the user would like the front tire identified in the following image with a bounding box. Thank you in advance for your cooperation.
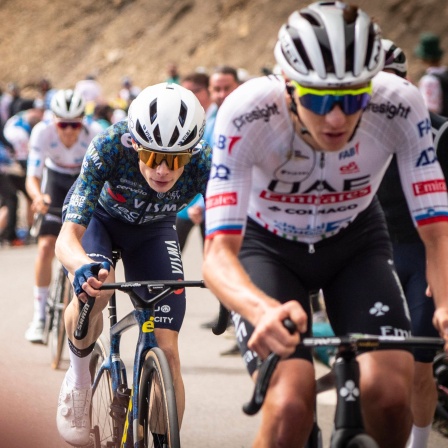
[346,434,380,448]
[139,347,180,448]
[89,338,119,447]
[49,268,71,369]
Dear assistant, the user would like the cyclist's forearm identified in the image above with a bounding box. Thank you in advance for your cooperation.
[25,175,43,201]
[203,237,277,326]
[55,222,94,275]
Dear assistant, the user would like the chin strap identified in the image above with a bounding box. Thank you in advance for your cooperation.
[286,82,310,135]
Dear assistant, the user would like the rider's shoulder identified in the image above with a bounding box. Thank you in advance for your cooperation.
[372,71,423,107]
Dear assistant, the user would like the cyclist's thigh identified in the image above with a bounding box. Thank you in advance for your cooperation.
[236,224,313,376]
[110,217,186,332]
[323,250,412,338]
[393,241,438,362]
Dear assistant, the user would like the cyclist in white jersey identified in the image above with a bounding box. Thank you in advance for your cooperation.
[203,2,448,447]
[24,89,101,343]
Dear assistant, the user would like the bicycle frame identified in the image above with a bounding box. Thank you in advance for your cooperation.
[88,280,205,448]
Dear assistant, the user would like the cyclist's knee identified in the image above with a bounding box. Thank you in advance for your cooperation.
[37,236,56,259]
[360,351,413,411]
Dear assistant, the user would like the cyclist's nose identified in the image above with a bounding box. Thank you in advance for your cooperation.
[156,160,171,174]
[325,104,347,126]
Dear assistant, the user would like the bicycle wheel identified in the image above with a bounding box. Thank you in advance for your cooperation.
[139,347,180,448]
[346,434,380,448]
[49,269,71,369]
[90,337,121,447]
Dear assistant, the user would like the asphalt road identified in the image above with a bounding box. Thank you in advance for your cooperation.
[0,227,446,447]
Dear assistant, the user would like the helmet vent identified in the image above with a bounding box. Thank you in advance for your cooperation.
[153,124,163,146]
[168,126,180,147]
[149,99,157,124]
[136,120,150,144]
[179,101,188,126]
[180,126,197,147]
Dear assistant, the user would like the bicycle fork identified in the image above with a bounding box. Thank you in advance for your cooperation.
[330,352,365,447]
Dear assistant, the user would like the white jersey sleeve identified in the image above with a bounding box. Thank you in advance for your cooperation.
[205,72,448,244]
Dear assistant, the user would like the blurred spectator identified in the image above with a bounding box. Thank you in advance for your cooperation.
[176,72,214,253]
[93,103,114,130]
[204,65,240,148]
[75,74,103,120]
[415,33,448,116]
[118,76,141,107]
[2,102,45,242]
[166,62,181,84]
[37,78,57,110]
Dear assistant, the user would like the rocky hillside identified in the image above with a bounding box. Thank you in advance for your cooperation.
[1,0,447,99]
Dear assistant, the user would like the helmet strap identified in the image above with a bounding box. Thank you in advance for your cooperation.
[285,82,310,136]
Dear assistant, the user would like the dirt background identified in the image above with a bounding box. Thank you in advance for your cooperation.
[1,0,447,100]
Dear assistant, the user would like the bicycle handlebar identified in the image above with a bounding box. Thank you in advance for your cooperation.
[74,280,206,340]
[242,319,445,416]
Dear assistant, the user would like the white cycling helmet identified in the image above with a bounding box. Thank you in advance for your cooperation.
[50,89,85,119]
[382,38,408,79]
[274,1,385,87]
[128,82,205,153]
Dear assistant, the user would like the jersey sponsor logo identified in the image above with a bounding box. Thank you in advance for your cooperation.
[412,179,447,195]
[338,142,359,159]
[121,132,133,148]
[266,175,370,196]
[107,187,126,202]
[70,194,86,207]
[339,162,359,174]
[232,102,280,131]
[216,135,242,154]
[282,204,358,215]
[274,147,316,183]
[211,163,231,180]
[117,184,148,195]
[260,187,371,205]
[66,213,82,220]
[365,101,411,119]
[157,190,181,200]
[259,215,352,238]
[134,199,178,213]
[416,147,437,167]
[89,149,103,170]
[206,192,237,209]
[417,118,432,137]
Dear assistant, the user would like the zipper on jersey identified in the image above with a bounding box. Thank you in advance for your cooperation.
[310,152,325,253]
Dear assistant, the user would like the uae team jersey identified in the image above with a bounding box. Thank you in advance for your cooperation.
[205,71,448,244]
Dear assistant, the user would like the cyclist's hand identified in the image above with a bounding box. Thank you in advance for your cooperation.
[248,301,307,360]
[32,194,51,214]
[187,205,204,225]
[433,307,448,349]
[73,261,111,302]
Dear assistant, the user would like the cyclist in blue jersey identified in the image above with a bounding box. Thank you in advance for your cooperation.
[54,82,211,446]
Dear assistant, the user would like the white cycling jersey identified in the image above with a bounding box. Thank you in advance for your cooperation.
[205,71,448,245]
[27,119,101,177]
[3,112,32,161]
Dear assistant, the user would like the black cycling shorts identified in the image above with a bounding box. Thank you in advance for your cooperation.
[393,241,438,362]
[40,168,78,237]
[233,199,412,375]
[78,206,186,332]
